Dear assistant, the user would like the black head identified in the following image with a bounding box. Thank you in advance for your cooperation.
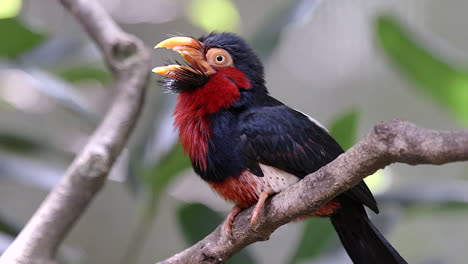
[153,32,266,94]
[199,32,265,88]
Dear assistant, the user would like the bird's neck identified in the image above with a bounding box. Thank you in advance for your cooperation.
[174,95,211,170]
[173,76,240,170]
[173,69,253,170]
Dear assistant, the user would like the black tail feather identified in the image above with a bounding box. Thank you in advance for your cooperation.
[330,197,407,264]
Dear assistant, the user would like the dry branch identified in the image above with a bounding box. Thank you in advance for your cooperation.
[0,0,150,263]
[155,120,468,264]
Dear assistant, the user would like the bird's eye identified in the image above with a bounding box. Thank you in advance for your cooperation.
[206,48,233,67]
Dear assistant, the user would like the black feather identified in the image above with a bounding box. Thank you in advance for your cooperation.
[331,198,407,264]
[158,59,208,93]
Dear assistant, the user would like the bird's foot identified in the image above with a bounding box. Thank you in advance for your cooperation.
[223,205,243,240]
[250,191,270,230]
[223,192,271,238]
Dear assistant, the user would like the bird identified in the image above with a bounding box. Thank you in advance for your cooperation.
[152,32,407,264]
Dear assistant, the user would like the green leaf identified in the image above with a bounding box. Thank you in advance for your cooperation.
[0,0,22,19]
[142,143,191,193]
[0,214,19,237]
[376,15,468,126]
[427,203,468,213]
[55,64,112,83]
[288,218,335,264]
[329,109,360,150]
[0,132,43,153]
[187,0,240,33]
[406,203,468,218]
[0,98,14,110]
[178,203,222,244]
[122,144,190,264]
[364,169,388,193]
[178,203,256,264]
[0,18,46,58]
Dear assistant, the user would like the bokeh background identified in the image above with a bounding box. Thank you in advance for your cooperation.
[1,0,468,263]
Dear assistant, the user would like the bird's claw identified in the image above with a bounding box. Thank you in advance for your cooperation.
[249,191,270,231]
[223,219,235,240]
[223,205,243,240]
[250,210,260,230]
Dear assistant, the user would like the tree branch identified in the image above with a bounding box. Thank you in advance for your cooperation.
[155,120,468,264]
[0,0,150,263]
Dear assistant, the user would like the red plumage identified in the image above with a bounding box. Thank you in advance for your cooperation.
[209,169,340,216]
[209,171,259,208]
[215,67,251,89]
[173,68,250,170]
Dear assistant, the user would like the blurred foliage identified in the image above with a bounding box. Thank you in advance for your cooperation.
[55,64,111,84]
[0,98,14,109]
[0,213,19,255]
[122,143,190,264]
[329,109,359,150]
[365,170,389,194]
[376,15,468,126]
[0,18,46,58]
[0,132,43,153]
[178,203,256,264]
[0,214,19,237]
[289,218,334,264]
[142,143,190,194]
[249,0,297,60]
[187,0,240,33]
[418,203,468,213]
[177,203,222,245]
[0,0,21,19]
[250,0,322,60]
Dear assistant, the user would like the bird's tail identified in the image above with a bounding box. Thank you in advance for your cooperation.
[330,198,407,264]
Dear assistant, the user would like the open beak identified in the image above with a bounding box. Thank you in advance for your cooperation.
[153,37,215,78]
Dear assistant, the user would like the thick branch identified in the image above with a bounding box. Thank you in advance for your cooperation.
[0,0,150,263]
[156,120,468,264]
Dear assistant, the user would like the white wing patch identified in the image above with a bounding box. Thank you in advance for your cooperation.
[294,109,328,132]
[258,164,299,193]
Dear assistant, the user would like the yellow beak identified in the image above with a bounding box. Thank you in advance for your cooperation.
[153,36,215,77]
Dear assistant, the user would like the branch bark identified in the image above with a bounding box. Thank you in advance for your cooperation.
[156,120,468,264]
[0,0,150,263]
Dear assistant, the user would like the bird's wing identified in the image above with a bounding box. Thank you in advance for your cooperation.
[239,105,378,213]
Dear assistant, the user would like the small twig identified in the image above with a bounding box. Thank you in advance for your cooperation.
[0,0,150,263]
[155,120,468,264]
